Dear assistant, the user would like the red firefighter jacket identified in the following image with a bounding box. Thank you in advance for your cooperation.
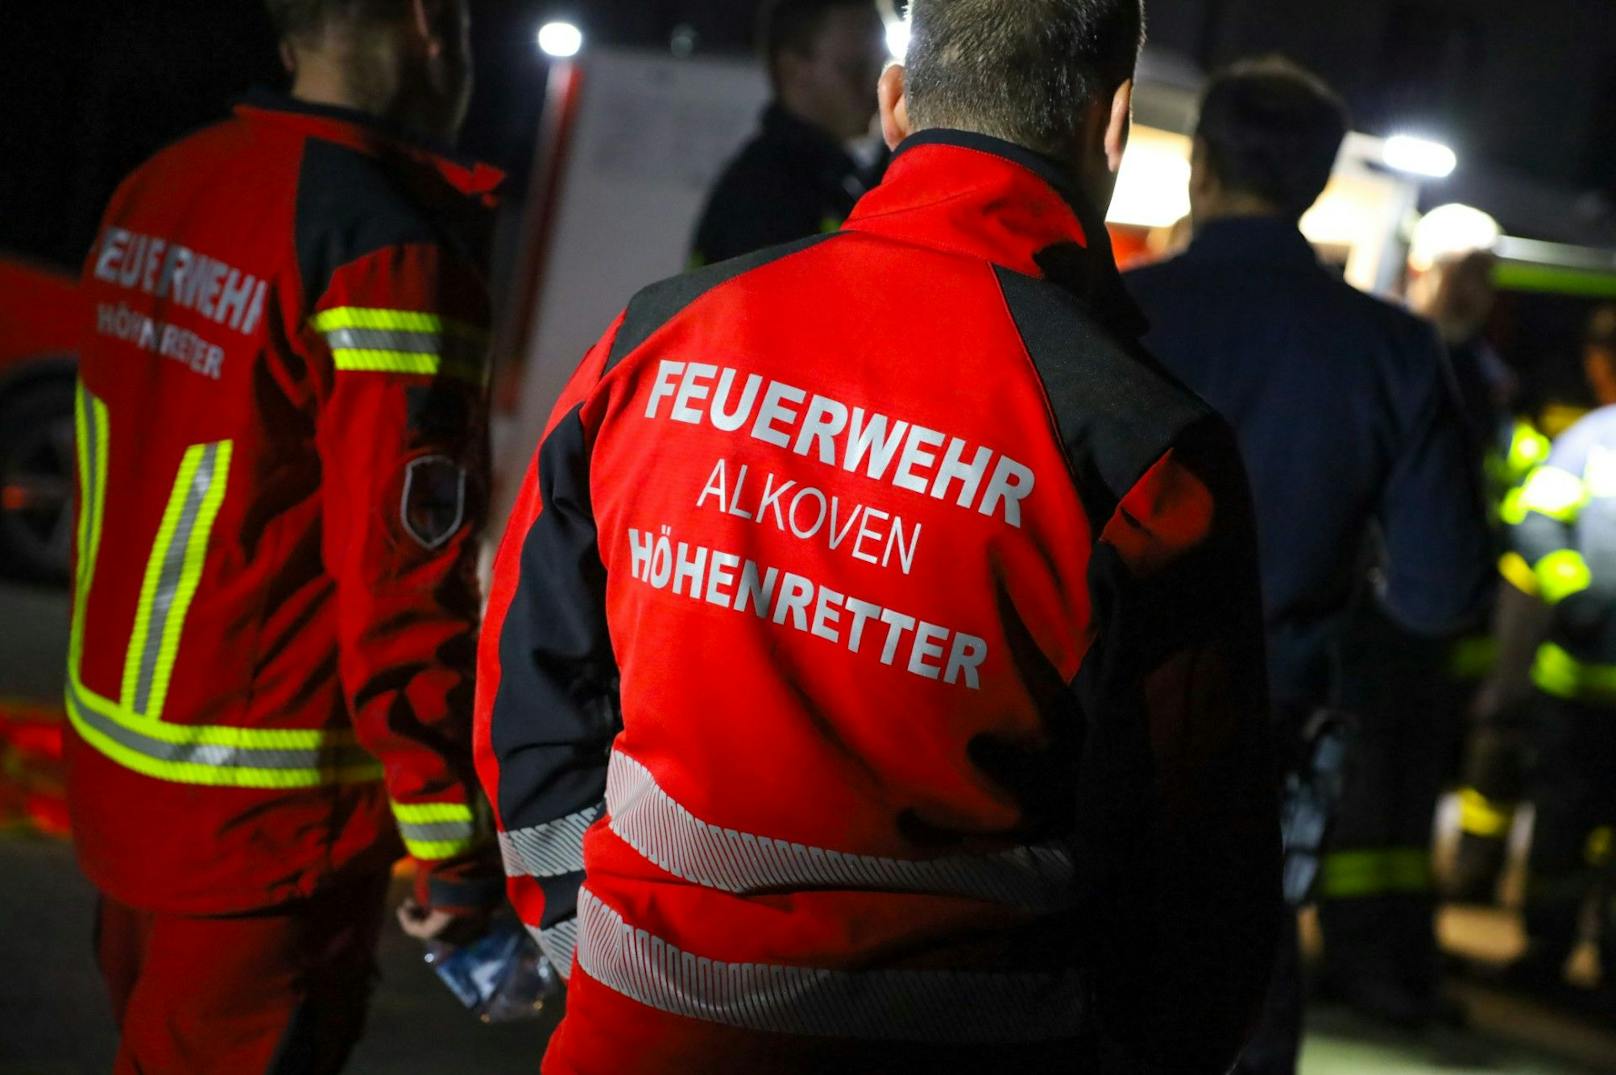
[67,90,503,916]
[478,130,1281,1073]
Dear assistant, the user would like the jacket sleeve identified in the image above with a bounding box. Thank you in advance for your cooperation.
[308,240,500,914]
[1377,327,1492,634]
[473,315,625,977]
[1505,422,1594,606]
[1074,417,1281,1074]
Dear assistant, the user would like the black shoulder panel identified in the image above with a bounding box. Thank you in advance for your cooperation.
[606,232,838,372]
[295,138,440,305]
[994,266,1214,529]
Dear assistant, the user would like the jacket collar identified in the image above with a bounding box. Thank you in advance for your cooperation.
[1181,215,1321,270]
[235,87,504,201]
[842,129,1146,339]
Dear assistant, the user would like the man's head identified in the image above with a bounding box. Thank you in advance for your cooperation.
[265,0,472,143]
[763,0,889,143]
[1190,57,1348,226]
[1586,305,1616,407]
[879,0,1145,211]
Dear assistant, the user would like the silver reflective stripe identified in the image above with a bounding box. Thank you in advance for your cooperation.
[576,888,1087,1043]
[68,679,375,772]
[133,443,220,715]
[606,751,1075,911]
[527,917,578,978]
[399,819,475,844]
[321,327,484,359]
[500,806,599,878]
[79,388,102,589]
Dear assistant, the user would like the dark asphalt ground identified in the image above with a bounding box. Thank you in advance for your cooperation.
[3,575,1614,1074]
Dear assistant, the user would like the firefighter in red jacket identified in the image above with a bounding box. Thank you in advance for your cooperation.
[67,2,502,1070]
[477,1,1281,1071]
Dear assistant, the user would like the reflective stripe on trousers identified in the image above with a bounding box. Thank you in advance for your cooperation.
[574,887,1088,1043]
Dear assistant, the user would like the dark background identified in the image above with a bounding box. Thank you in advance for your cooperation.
[3,0,1614,272]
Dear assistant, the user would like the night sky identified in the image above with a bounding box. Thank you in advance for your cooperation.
[3,0,1613,270]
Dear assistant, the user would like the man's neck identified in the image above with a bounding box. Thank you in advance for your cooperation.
[1193,195,1291,232]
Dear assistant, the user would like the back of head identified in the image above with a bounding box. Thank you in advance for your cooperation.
[265,0,401,46]
[903,0,1145,158]
[264,0,471,142]
[1196,57,1348,220]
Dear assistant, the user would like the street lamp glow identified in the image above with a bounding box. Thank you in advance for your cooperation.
[885,17,910,61]
[1382,134,1457,179]
[537,21,583,58]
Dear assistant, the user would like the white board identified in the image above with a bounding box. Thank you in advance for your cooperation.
[507,49,770,475]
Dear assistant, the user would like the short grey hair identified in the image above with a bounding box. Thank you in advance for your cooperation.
[904,0,1146,157]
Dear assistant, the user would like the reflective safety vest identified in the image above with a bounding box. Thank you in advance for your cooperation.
[67,90,503,915]
[1502,404,1616,705]
[478,130,1281,1073]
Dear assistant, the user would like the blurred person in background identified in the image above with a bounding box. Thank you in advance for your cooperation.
[690,0,889,265]
[66,1,503,1070]
[1126,57,1490,1074]
[481,0,1281,1071]
[1471,304,1616,1009]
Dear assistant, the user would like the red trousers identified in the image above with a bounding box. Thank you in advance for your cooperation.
[94,873,390,1075]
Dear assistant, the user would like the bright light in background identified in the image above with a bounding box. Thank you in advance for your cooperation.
[1408,203,1502,271]
[1382,134,1457,179]
[537,21,583,58]
[885,17,910,61]
[1106,132,1192,229]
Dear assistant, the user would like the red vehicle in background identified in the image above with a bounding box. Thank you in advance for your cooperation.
[0,254,79,581]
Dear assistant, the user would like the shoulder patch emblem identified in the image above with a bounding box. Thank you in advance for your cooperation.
[401,455,467,550]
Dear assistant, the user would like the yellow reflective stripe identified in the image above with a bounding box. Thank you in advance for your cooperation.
[1448,635,1496,679]
[1459,788,1515,838]
[122,442,232,716]
[393,801,475,824]
[1507,420,1552,475]
[393,800,480,860]
[1319,848,1431,899]
[66,687,382,790]
[1499,551,1538,596]
[70,385,110,676]
[329,349,485,384]
[1586,826,1613,869]
[1532,643,1616,701]
[1534,549,1593,605]
[1516,466,1589,522]
[310,307,488,341]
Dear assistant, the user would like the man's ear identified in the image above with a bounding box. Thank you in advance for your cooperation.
[1104,78,1133,174]
[878,64,910,150]
[279,40,297,76]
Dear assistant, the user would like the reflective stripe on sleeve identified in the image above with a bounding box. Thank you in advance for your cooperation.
[393,801,479,860]
[1458,788,1515,838]
[500,806,600,878]
[606,750,1076,912]
[574,887,1088,1043]
[1516,466,1589,523]
[1533,549,1593,605]
[310,307,489,385]
[1498,552,1538,596]
[1532,643,1616,702]
[69,385,110,676]
[1318,848,1431,899]
[526,918,578,979]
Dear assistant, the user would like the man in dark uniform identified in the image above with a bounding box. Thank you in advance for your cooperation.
[691,0,889,265]
[1126,58,1489,1074]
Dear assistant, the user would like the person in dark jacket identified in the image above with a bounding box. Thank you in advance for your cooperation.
[690,0,889,265]
[1126,58,1490,1074]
